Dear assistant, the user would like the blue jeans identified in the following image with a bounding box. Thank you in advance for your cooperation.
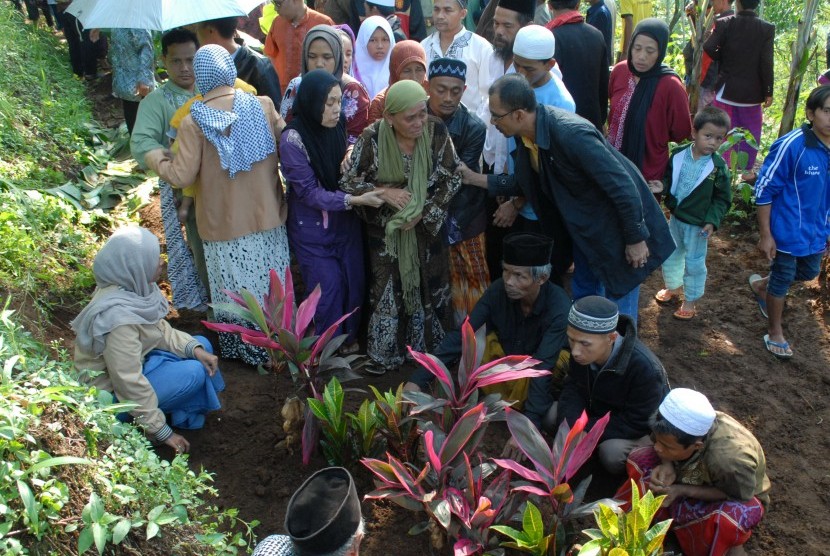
[662,217,709,302]
[571,245,640,326]
[767,251,822,298]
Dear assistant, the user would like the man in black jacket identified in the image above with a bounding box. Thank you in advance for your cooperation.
[196,17,283,112]
[554,296,669,474]
[480,74,675,324]
[427,58,490,325]
[546,0,609,129]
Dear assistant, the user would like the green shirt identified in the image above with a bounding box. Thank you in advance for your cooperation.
[130,81,195,168]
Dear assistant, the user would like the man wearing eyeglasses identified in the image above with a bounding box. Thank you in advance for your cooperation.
[476,73,675,324]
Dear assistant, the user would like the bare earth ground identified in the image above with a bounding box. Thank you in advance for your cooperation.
[39,77,829,554]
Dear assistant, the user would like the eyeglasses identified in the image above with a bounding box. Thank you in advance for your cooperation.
[490,108,517,123]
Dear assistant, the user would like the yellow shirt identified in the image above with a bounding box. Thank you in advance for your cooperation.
[521,136,540,173]
[620,0,652,26]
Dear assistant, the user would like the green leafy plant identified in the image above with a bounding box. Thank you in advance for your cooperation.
[578,480,672,556]
[369,383,421,464]
[490,500,554,556]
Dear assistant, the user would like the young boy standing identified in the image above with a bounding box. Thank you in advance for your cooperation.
[655,106,732,320]
[750,85,830,358]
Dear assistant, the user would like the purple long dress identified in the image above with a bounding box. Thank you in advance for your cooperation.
[279,128,365,342]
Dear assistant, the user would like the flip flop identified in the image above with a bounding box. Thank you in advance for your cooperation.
[748,274,768,319]
[763,334,793,359]
[673,307,696,320]
[654,289,681,304]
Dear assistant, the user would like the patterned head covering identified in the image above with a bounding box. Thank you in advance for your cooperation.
[428,57,467,82]
[568,296,619,334]
[388,40,427,85]
[190,45,276,178]
[659,388,716,437]
[302,25,345,80]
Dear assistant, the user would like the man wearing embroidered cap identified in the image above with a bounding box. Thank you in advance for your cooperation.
[617,388,770,556]
[365,0,407,41]
[427,58,489,326]
[251,467,364,555]
[421,0,494,119]
[552,295,669,474]
[406,232,571,429]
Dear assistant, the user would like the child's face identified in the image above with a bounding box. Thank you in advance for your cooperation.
[368,27,391,61]
[691,123,728,157]
[340,35,354,74]
[652,432,702,462]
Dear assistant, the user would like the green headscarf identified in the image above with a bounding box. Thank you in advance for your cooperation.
[377,80,432,314]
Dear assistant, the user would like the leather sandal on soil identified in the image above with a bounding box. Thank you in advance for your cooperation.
[673,307,696,320]
[655,289,681,304]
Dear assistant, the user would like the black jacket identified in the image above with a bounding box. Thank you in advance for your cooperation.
[492,106,675,298]
[440,103,487,239]
[234,43,282,113]
[551,21,609,129]
[557,315,669,440]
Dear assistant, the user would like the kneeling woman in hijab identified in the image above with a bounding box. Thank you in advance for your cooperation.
[281,70,383,353]
[72,227,224,454]
[145,45,289,366]
[340,80,461,375]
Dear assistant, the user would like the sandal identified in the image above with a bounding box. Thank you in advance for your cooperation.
[748,274,768,319]
[654,289,681,304]
[763,334,793,359]
[339,342,360,356]
[673,307,696,320]
[362,362,388,376]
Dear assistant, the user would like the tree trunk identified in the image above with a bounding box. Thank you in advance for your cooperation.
[778,0,821,137]
[686,0,715,114]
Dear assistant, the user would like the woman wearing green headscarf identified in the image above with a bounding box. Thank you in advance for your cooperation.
[340,80,461,375]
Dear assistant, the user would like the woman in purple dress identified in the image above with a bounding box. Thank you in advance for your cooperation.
[280,70,384,353]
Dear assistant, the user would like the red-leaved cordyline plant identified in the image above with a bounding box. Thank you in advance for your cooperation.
[493,408,618,556]
[403,318,551,433]
[203,268,361,464]
[362,403,523,556]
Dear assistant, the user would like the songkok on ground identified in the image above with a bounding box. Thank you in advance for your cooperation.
[428,57,468,82]
[496,0,536,19]
[502,232,553,267]
[285,467,361,553]
[659,388,716,437]
[568,296,619,334]
[513,25,556,60]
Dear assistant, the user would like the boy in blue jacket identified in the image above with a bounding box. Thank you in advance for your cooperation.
[750,85,830,358]
[654,106,732,320]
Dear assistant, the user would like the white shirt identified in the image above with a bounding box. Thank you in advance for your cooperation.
[421,26,493,120]
[482,51,514,171]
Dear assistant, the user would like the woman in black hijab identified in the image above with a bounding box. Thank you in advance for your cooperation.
[279,70,383,353]
[608,18,692,195]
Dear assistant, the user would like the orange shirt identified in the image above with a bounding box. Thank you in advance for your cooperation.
[264,8,334,94]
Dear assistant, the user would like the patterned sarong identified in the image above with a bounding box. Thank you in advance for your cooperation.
[448,233,490,327]
[614,446,765,556]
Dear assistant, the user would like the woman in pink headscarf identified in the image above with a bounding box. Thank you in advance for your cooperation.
[367,40,428,122]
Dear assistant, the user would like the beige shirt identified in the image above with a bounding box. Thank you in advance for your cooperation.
[74,288,201,436]
[146,87,287,242]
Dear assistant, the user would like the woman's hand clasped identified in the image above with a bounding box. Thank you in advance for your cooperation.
[348,190,385,208]
[377,187,412,211]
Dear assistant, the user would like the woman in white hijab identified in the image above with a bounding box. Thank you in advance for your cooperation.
[352,16,396,99]
[71,227,225,454]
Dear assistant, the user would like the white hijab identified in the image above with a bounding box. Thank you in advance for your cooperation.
[353,16,396,99]
[71,227,169,355]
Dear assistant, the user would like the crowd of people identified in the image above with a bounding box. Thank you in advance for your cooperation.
[31,0,829,554]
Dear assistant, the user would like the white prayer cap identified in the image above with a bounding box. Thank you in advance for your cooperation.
[368,0,396,7]
[659,388,716,437]
[513,25,556,61]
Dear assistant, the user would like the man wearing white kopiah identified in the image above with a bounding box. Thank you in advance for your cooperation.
[421,0,494,120]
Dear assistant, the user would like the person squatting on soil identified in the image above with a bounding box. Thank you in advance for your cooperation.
[251,467,364,556]
[616,388,770,556]
[654,106,733,320]
[71,227,225,455]
[549,295,670,474]
[405,232,572,427]
[749,85,830,359]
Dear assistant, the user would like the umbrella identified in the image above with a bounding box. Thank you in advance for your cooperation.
[66,0,266,32]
